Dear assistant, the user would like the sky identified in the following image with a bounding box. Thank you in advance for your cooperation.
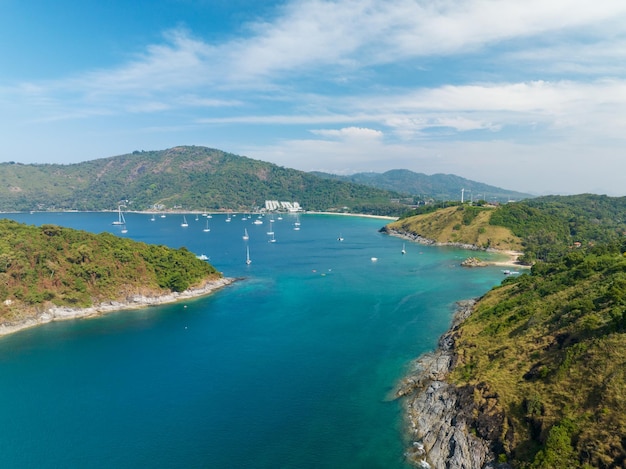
[2,0,626,196]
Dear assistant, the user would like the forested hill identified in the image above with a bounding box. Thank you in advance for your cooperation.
[0,146,403,215]
[0,219,220,323]
[311,168,533,202]
[393,194,626,467]
[390,194,626,264]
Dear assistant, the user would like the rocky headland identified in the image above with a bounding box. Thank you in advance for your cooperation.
[382,227,524,268]
[0,277,235,337]
[394,300,511,469]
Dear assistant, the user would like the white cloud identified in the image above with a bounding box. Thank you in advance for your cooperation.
[310,126,383,139]
[4,0,626,195]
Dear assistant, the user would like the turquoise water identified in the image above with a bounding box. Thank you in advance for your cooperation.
[0,212,506,468]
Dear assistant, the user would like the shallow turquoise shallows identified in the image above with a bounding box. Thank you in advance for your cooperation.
[0,212,506,468]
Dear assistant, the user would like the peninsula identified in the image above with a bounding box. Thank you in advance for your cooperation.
[388,194,626,468]
[0,219,233,337]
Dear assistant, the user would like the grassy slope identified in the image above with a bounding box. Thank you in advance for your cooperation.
[450,252,626,467]
[391,199,626,466]
[386,205,523,251]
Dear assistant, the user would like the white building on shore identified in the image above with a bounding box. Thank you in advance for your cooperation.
[265,200,301,212]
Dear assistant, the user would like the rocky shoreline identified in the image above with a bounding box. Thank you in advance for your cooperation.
[0,276,235,338]
[395,300,510,469]
[382,227,525,268]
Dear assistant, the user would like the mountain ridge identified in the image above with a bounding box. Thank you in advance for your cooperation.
[1,146,532,214]
[311,168,533,202]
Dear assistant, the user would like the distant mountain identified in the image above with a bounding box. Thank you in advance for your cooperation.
[310,169,533,202]
[0,146,406,215]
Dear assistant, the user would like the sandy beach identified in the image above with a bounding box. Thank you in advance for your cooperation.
[0,276,235,338]
[487,249,529,268]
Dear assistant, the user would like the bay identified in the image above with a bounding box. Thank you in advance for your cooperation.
[0,212,506,468]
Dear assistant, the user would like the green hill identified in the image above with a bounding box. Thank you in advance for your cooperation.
[311,168,533,202]
[392,194,626,467]
[0,146,404,215]
[0,219,221,324]
[385,204,523,251]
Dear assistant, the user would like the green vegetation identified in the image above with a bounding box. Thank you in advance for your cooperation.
[0,146,405,215]
[451,241,626,467]
[392,194,626,466]
[311,169,533,202]
[385,204,524,251]
[491,194,626,263]
[0,219,219,323]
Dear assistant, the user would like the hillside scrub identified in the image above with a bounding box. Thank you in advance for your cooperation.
[0,219,220,323]
[386,204,523,251]
[450,243,626,467]
[0,146,405,215]
[395,195,626,467]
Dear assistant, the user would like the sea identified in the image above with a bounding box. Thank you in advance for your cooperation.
[0,211,507,468]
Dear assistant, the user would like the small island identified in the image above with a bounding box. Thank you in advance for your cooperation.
[0,219,233,337]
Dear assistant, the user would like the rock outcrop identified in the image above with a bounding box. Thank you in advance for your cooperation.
[0,277,235,337]
[461,257,488,267]
[396,300,511,469]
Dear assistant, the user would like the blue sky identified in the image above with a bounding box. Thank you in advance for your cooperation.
[2,0,626,195]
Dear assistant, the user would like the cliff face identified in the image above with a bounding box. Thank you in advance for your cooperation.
[396,301,511,469]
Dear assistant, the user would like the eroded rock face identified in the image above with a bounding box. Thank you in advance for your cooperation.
[398,301,511,469]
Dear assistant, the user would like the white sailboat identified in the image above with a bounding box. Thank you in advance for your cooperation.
[112,205,126,225]
[181,215,189,227]
[203,219,210,232]
[243,228,249,240]
[266,220,274,236]
[150,213,156,222]
[269,232,276,243]
[337,233,344,241]
[246,246,252,265]
[293,214,301,230]
[401,243,406,255]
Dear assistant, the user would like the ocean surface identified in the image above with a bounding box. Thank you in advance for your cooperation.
[0,212,507,468]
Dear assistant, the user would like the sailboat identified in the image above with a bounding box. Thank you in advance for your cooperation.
[401,243,406,255]
[266,220,274,236]
[337,233,344,241]
[150,213,156,222]
[112,205,126,225]
[269,232,276,243]
[243,228,249,240]
[181,216,189,227]
[203,219,210,232]
[246,246,252,265]
[121,225,128,234]
[293,214,301,230]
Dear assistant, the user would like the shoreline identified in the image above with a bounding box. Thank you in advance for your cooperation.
[0,276,236,338]
[383,228,528,268]
[13,209,400,221]
[395,300,500,468]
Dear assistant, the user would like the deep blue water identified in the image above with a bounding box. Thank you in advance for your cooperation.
[0,212,506,468]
